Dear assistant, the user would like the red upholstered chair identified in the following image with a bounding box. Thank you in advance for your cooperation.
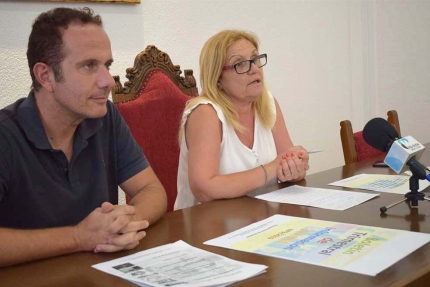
[112,45,198,211]
[340,110,401,164]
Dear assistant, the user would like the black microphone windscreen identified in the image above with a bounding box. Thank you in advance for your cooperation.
[362,118,399,152]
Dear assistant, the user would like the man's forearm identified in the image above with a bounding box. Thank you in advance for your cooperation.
[129,184,167,225]
[0,226,80,267]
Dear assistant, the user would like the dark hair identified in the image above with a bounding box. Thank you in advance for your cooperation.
[27,7,103,91]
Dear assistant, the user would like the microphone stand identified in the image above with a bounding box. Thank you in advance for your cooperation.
[380,158,430,213]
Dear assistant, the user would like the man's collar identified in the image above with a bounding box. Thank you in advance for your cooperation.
[17,91,103,150]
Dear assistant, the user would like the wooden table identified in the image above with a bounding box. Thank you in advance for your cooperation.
[1,153,430,287]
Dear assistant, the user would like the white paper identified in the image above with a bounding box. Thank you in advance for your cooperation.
[329,173,430,194]
[255,185,378,210]
[204,214,430,276]
[93,240,267,287]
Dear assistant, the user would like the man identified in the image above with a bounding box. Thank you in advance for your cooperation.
[0,7,167,267]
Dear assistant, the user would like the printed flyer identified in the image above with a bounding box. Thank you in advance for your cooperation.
[204,214,430,276]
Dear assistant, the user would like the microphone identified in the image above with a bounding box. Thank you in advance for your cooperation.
[362,118,398,152]
[362,118,427,177]
[363,118,430,213]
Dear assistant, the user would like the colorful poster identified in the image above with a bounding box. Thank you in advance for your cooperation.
[204,215,430,276]
[329,173,430,194]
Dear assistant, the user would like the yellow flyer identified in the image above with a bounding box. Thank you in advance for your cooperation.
[204,214,430,276]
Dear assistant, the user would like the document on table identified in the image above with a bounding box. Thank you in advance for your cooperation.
[93,240,267,287]
[255,185,378,211]
[329,173,430,194]
[204,214,430,276]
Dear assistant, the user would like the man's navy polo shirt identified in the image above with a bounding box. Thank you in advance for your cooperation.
[0,92,149,229]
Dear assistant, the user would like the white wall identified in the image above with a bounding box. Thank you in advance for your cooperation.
[1,0,430,176]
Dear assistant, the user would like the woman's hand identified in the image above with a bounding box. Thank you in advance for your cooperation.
[276,146,309,182]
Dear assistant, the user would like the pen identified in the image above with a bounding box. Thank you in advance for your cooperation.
[308,149,323,154]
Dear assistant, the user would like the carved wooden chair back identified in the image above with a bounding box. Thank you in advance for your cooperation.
[112,45,198,211]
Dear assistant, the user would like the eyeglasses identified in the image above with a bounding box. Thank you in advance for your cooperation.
[223,54,267,74]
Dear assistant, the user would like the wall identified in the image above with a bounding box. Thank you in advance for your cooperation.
[1,0,430,177]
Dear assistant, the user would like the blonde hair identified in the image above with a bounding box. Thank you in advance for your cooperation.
[180,30,275,141]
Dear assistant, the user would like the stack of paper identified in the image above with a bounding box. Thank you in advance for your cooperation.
[255,185,378,210]
[93,240,267,287]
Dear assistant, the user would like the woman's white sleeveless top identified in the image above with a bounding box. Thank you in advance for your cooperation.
[174,93,277,210]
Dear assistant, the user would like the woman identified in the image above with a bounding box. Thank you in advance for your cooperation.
[174,30,309,210]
